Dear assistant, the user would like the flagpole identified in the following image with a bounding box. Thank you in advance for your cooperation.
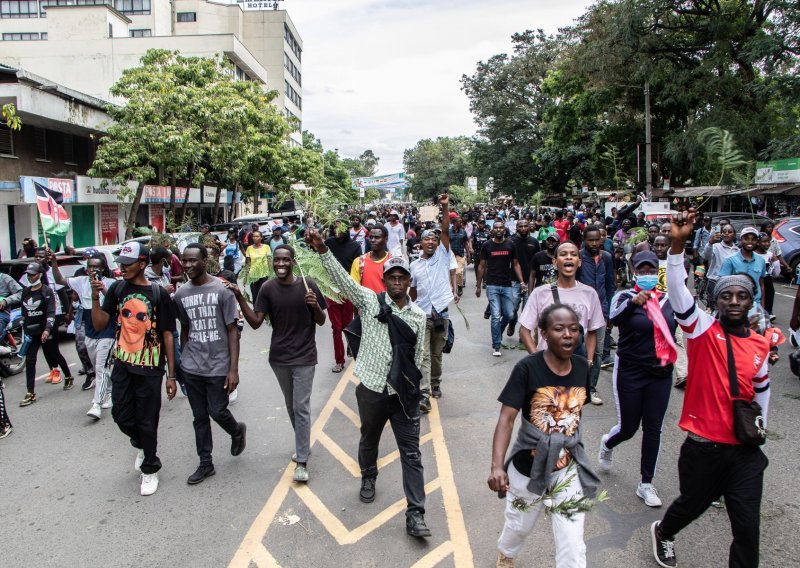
[37,208,50,250]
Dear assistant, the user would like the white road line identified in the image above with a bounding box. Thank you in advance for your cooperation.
[35,363,78,382]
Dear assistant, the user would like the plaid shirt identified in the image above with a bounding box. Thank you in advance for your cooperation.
[320,251,426,393]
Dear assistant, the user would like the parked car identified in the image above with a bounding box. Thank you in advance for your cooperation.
[705,212,773,235]
[60,246,122,278]
[0,256,84,282]
[772,217,800,275]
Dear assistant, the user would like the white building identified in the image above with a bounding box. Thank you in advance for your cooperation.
[0,0,303,144]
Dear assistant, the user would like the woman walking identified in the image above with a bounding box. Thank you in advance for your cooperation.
[489,303,599,567]
[598,251,677,508]
[19,262,73,406]
[244,230,271,302]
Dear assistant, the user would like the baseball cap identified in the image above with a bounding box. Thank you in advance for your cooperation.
[383,256,411,275]
[740,227,758,238]
[633,251,659,268]
[449,212,457,219]
[545,231,560,242]
[115,241,150,265]
[421,229,438,239]
[25,262,46,275]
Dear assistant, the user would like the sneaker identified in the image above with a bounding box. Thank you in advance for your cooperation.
[87,403,102,421]
[48,369,62,384]
[406,511,432,538]
[231,422,247,456]
[19,392,37,407]
[63,376,74,391]
[496,551,515,568]
[637,483,663,507]
[187,464,216,485]
[140,472,159,496]
[360,477,376,503]
[431,385,442,399]
[78,368,87,376]
[673,377,687,390]
[506,323,516,336]
[484,310,490,320]
[590,392,603,405]
[81,375,95,391]
[134,448,145,472]
[600,358,614,369]
[419,397,432,414]
[293,464,309,483]
[101,393,113,409]
[650,521,677,567]
[598,434,613,472]
[493,349,502,357]
[0,423,12,439]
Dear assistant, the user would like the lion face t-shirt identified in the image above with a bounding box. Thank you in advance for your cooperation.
[498,352,589,476]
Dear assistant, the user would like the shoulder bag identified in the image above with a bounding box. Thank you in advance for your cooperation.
[724,331,767,446]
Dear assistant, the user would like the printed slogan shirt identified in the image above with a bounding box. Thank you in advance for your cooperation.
[174,277,239,377]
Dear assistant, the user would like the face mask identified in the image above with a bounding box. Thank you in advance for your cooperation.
[636,274,658,291]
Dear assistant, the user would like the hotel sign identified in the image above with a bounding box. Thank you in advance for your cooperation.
[237,0,283,10]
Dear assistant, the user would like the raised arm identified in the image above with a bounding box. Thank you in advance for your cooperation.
[305,228,373,313]
[439,194,451,252]
[668,210,700,315]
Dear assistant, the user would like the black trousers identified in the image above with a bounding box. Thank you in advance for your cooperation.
[25,333,71,393]
[0,378,10,427]
[355,383,425,515]
[110,363,163,474]
[183,371,241,466]
[660,437,768,568]
[763,276,774,314]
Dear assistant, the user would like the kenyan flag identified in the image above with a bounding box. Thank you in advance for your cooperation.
[34,181,71,236]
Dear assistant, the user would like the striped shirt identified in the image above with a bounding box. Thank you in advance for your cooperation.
[320,251,426,393]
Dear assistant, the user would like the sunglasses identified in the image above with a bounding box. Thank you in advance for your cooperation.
[121,308,149,322]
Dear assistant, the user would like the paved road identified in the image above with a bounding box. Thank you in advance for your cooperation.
[2,278,799,568]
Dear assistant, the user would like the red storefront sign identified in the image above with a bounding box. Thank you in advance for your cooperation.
[150,204,164,233]
[100,204,119,245]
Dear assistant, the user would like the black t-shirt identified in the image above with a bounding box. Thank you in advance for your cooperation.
[254,277,327,366]
[479,239,518,287]
[510,235,540,283]
[532,250,557,288]
[498,352,589,476]
[101,282,177,376]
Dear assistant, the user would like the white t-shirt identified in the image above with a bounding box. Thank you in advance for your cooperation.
[518,280,605,351]
[385,222,406,256]
[67,275,116,309]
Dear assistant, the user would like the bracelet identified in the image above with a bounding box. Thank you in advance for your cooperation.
[167,376,176,380]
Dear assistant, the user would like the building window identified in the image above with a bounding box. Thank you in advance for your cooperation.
[284,23,301,62]
[2,31,41,39]
[113,0,150,15]
[40,31,46,39]
[1,0,38,18]
[34,127,47,161]
[284,80,302,111]
[40,0,107,17]
[283,52,301,86]
[129,28,151,37]
[63,133,76,165]
[0,125,14,156]
[176,11,195,22]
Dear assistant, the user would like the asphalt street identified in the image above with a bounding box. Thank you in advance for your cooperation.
[1,276,799,568]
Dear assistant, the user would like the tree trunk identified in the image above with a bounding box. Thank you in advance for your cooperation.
[178,164,195,225]
[213,185,222,224]
[124,181,146,240]
[228,182,240,220]
[168,170,177,219]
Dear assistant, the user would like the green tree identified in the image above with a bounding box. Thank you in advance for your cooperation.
[403,136,475,200]
[2,103,22,130]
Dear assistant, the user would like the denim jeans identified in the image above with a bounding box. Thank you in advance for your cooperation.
[508,281,527,328]
[183,371,242,466]
[486,285,514,349]
[355,383,425,515]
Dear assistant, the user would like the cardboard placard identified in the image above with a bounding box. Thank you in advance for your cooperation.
[419,205,438,222]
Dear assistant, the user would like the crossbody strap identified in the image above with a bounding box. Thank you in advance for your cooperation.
[550,283,561,304]
[723,330,741,397]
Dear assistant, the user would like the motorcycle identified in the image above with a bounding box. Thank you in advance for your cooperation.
[0,308,25,376]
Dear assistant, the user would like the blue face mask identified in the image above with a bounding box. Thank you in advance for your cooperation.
[637,274,658,291]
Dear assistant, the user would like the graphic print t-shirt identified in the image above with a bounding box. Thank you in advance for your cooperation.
[498,352,589,476]
[102,282,176,376]
[532,250,557,287]
[174,277,238,376]
[480,239,518,287]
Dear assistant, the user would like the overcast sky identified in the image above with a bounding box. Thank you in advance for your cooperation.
[284,0,591,174]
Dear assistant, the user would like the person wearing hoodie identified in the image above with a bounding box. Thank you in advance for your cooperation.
[325,220,362,373]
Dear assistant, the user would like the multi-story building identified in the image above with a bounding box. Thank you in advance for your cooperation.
[0,0,303,144]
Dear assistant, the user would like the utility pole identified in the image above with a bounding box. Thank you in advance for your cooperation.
[644,81,653,201]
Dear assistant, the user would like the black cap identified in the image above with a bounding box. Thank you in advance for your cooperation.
[633,251,659,268]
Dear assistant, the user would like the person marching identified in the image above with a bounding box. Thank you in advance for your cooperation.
[598,251,677,508]
[91,242,178,496]
[649,211,771,568]
[489,303,600,567]
[244,230,271,302]
[307,228,432,539]
[350,225,392,293]
[19,262,73,407]
[325,220,362,373]
[507,219,540,337]
[174,244,246,485]
[230,244,327,483]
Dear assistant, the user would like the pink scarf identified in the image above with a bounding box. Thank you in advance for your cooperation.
[636,287,678,366]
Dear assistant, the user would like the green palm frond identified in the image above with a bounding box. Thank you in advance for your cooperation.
[698,127,749,186]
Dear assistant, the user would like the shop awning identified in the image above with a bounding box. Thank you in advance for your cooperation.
[670,186,727,197]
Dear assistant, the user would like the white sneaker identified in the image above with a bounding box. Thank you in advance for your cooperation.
[590,392,603,405]
[86,403,102,420]
[492,349,502,357]
[134,449,145,472]
[598,434,613,472]
[637,482,663,507]
[140,472,159,496]
[101,394,113,409]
